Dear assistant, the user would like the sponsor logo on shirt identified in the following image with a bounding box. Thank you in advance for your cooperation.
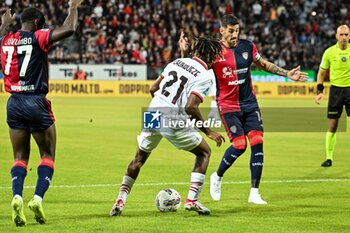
[228,79,246,86]
[222,67,234,78]
[222,67,248,79]
[10,85,35,91]
[234,68,248,74]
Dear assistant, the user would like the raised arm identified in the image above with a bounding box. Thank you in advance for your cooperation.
[178,31,189,58]
[254,57,308,82]
[0,9,16,37]
[51,0,83,42]
[185,94,225,147]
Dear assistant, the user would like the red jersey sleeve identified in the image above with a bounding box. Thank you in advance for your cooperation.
[34,29,53,52]
[252,42,261,61]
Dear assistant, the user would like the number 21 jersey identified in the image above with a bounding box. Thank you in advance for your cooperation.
[153,57,213,111]
[0,29,53,94]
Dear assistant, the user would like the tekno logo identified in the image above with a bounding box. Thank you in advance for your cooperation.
[143,110,162,129]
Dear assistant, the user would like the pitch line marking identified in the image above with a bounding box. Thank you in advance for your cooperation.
[0,178,349,190]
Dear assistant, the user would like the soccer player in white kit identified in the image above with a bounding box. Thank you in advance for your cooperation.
[110,36,225,216]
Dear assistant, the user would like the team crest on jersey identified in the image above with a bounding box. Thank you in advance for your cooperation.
[342,57,347,62]
[222,67,234,78]
[230,125,237,134]
[242,52,248,60]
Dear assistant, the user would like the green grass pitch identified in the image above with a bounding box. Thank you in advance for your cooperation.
[0,96,349,232]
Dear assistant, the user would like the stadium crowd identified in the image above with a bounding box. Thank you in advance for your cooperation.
[1,0,349,78]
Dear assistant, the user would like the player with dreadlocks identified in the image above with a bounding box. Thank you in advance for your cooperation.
[110,36,225,216]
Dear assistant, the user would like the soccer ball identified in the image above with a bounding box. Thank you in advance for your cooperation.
[155,188,181,212]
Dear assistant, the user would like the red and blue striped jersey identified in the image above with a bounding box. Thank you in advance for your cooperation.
[0,29,53,94]
[212,39,261,113]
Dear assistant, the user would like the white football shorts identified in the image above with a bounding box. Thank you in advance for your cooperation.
[137,128,203,152]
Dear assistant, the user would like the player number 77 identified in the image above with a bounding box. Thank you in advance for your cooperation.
[2,45,33,77]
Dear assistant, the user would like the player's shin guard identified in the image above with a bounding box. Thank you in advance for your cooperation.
[34,157,54,198]
[217,144,245,177]
[11,160,28,197]
[250,143,264,188]
[187,172,205,201]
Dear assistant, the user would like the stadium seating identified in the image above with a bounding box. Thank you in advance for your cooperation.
[2,0,349,79]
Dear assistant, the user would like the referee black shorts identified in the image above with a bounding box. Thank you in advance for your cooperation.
[327,85,350,119]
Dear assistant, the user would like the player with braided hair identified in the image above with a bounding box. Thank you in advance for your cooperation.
[110,36,225,216]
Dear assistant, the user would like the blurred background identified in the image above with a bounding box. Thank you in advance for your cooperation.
[1,0,348,80]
